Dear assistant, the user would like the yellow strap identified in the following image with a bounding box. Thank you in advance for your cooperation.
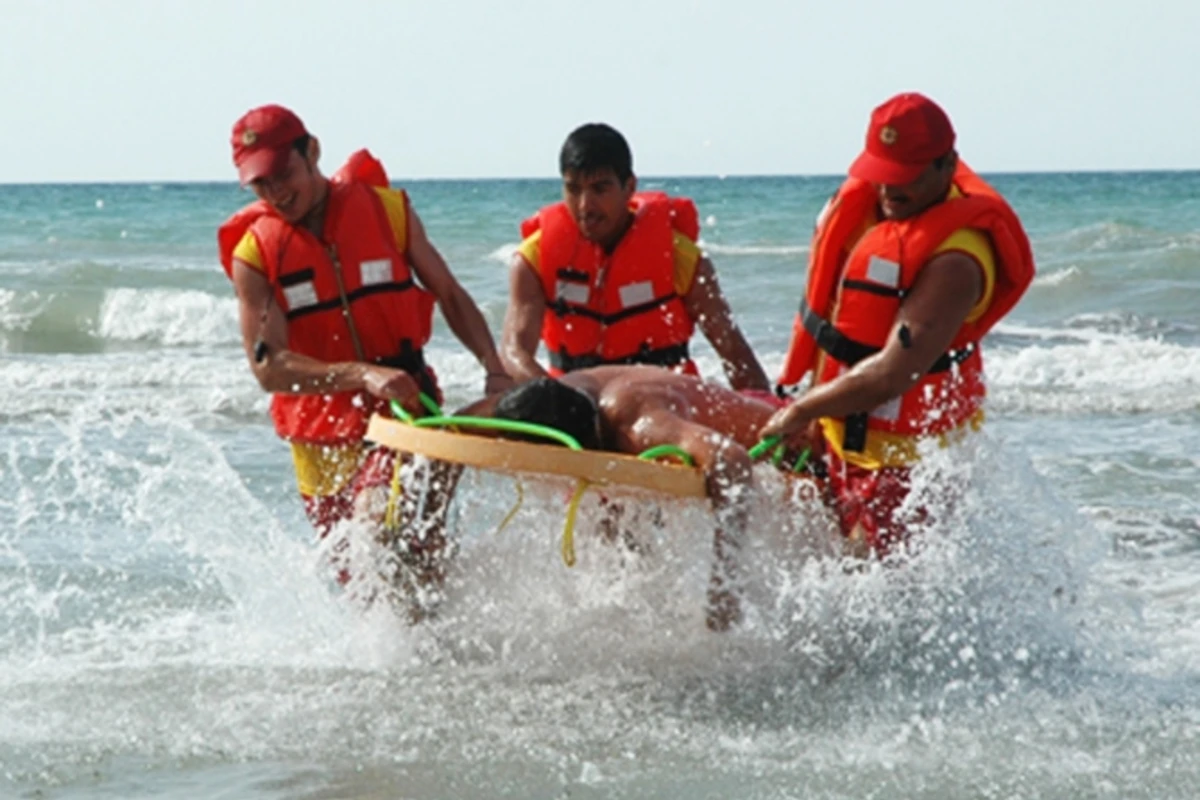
[561,479,590,567]
[383,453,404,532]
[495,479,525,533]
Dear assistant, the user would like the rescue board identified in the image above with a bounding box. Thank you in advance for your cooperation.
[365,415,707,498]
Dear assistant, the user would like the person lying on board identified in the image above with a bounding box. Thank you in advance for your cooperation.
[457,366,810,632]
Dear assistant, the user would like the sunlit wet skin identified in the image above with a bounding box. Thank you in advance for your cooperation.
[583,366,775,454]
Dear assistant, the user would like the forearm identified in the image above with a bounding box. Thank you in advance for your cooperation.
[253,349,367,395]
[715,331,770,392]
[440,289,506,375]
[501,338,550,382]
[787,354,910,422]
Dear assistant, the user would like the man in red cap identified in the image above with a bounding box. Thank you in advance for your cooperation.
[217,105,513,617]
[764,93,1035,557]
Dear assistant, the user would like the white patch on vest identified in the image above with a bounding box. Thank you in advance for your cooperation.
[283,281,318,311]
[556,281,590,305]
[871,395,903,422]
[360,258,392,286]
[865,255,901,287]
[618,281,655,308]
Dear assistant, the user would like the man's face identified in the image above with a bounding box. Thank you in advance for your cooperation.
[249,146,321,224]
[561,167,636,249]
[876,157,955,220]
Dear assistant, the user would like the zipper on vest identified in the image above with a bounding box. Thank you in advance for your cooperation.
[326,244,367,361]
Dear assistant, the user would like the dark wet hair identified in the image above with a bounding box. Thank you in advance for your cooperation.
[493,377,601,450]
[559,123,633,185]
[292,134,312,155]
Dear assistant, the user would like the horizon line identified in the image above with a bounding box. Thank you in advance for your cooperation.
[1,166,1197,186]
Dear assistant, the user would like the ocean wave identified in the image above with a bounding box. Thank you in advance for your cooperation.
[0,288,36,334]
[1031,266,1082,287]
[1035,222,1200,259]
[97,288,240,346]
[0,354,267,422]
[987,336,1200,414]
[700,242,809,257]
[483,241,809,262]
[485,243,519,263]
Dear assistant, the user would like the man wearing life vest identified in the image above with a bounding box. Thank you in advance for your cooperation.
[217,105,512,612]
[501,123,770,393]
[762,93,1035,556]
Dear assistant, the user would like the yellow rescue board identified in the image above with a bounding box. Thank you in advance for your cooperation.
[366,415,707,499]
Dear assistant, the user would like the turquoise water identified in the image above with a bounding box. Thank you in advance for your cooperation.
[2,172,1200,798]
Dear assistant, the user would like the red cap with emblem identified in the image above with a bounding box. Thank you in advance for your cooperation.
[230,104,308,185]
[848,93,956,185]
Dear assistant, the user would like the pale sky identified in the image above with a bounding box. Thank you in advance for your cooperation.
[2,0,1196,182]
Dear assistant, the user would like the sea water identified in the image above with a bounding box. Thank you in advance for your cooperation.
[2,171,1199,798]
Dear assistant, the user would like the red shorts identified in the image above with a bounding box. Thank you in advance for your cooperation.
[822,450,924,556]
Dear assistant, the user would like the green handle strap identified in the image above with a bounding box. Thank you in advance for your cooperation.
[387,395,584,450]
[389,398,415,424]
[413,415,584,451]
[748,435,811,474]
[419,393,443,417]
[636,444,696,467]
[747,435,780,460]
[389,393,443,424]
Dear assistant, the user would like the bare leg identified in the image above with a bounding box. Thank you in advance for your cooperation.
[706,481,749,632]
[368,455,463,623]
[615,410,756,631]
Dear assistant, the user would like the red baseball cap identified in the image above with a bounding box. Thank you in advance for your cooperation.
[230,104,308,185]
[848,93,956,185]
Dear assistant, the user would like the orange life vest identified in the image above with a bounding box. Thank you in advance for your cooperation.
[520,192,699,376]
[778,162,1034,455]
[217,151,436,445]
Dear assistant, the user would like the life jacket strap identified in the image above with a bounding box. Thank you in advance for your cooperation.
[799,299,977,373]
[798,299,978,453]
[548,342,691,373]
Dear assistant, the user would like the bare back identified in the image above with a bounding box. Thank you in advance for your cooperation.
[559,366,775,456]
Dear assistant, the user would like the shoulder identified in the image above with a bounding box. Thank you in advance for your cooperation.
[515,229,542,272]
[371,186,410,251]
[934,228,996,323]
[672,231,702,295]
[232,229,265,272]
[935,227,994,268]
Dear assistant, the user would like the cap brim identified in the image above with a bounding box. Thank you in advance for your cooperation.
[236,146,291,186]
[847,150,928,186]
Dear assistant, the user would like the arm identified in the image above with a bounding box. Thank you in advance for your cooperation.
[406,208,513,395]
[500,252,551,383]
[231,259,422,409]
[682,257,771,392]
[761,251,984,443]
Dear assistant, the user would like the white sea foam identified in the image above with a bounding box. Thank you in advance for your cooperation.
[0,288,37,334]
[1032,266,1083,287]
[97,288,239,346]
[701,242,809,257]
[0,353,266,421]
[486,242,520,263]
[987,336,1200,414]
